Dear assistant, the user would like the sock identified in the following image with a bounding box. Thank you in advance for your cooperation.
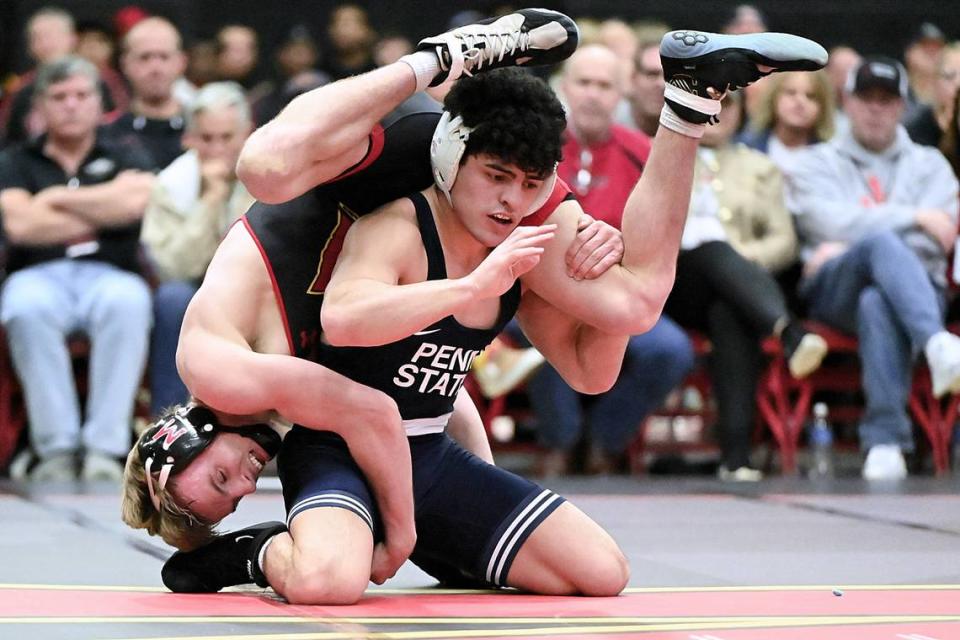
[399,51,443,92]
[658,104,706,139]
[255,533,278,586]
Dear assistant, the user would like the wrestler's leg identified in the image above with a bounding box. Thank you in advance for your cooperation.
[264,508,374,605]
[506,502,629,596]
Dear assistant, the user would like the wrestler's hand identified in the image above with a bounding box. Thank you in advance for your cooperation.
[467,224,557,299]
[567,212,624,280]
[370,527,417,585]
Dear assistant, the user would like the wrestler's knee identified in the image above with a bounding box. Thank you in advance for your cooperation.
[282,550,369,605]
[578,546,630,596]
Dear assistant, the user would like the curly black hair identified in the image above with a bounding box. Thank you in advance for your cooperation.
[443,68,566,177]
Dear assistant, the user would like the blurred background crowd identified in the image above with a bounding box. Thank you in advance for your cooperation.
[1,1,960,486]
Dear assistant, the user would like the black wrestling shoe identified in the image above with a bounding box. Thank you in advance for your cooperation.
[161,521,286,593]
[660,30,828,123]
[417,8,579,86]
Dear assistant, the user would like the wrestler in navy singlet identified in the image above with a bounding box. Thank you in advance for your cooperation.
[279,191,564,587]
[315,191,520,422]
[242,96,571,362]
[245,97,570,587]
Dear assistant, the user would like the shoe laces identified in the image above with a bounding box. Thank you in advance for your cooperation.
[460,30,532,74]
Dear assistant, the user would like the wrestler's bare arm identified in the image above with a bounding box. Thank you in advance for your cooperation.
[237,63,417,204]
[178,224,416,581]
[522,129,699,335]
[515,289,629,395]
[321,200,555,347]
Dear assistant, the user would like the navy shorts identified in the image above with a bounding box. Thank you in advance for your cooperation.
[278,426,564,587]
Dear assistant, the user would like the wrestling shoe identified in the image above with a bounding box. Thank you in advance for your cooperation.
[660,30,828,124]
[418,8,579,86]
[161,521,286,593]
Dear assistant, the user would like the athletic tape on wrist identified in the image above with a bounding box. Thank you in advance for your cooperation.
[399,51,442,92]
[659,104,705,139]
[663,84,723,119]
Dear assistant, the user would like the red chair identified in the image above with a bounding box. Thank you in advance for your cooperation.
[756,321,960,476]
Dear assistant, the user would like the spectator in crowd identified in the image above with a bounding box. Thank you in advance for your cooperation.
[941,86,960,178]
[721,4,769,122]
[825,45,861,135]
[322,3,377,80]
[625,37,665,137]
[519,45,694,476]
[141,82,255,417]
[75,19,129,119]
[185,40,219,88]
[787,56,960,480]
[722,4,767,35]
[905,42,960,147]
[903,22,946,116]
[214,25,265,95]
[373,33,413,67]
[253,26,330,126]
[741,70,835,174]
[1,7,79,144]
[107,17,189,171]
[0,56,154,481]
[666,91,827,481]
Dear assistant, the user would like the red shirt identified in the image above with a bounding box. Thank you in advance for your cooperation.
[558,124,651,229]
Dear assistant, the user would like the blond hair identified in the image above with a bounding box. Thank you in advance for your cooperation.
[751,69,835,142]
[120,437,217,551]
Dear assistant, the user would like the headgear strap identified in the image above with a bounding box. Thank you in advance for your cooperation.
[429,110,558,216]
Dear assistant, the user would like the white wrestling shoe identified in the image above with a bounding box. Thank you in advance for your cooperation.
[417,8,579,86]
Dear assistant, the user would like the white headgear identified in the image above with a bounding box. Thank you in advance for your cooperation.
[430,110,558,217]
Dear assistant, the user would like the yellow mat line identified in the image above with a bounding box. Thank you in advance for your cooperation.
[103,615,960,640]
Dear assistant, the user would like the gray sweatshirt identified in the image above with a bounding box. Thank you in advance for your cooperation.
[787,125,959,287]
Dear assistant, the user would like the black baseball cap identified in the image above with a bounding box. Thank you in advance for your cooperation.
[845,56,908,98]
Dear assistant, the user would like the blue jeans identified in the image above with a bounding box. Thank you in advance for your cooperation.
[800,231,946,452]
[149,280,198,417]
[0,259,152,459]
[507,317,695,455]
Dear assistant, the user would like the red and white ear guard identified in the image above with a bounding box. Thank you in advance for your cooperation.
[430,110,557,217]
[137,404,281,512]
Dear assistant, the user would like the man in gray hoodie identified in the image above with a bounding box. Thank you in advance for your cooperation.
[788,55,960,481]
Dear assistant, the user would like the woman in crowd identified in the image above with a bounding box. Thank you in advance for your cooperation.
[740,69,835,174]
[665,92,828,481]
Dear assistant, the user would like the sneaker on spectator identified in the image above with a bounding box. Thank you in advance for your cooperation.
[80,451,124,482]
[418,8,579,86]
[862,444,907,481]
[30,453,76,482]
[8,449,35,481]
[717,465,763,482]
[781,322,828,379]
[472,339,545,398]
[924,331,960,398]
